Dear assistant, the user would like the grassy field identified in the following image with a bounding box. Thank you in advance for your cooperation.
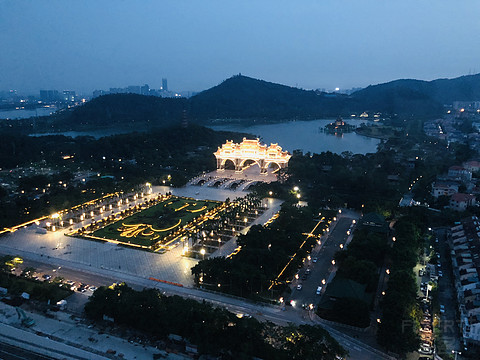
[93,197,220,247]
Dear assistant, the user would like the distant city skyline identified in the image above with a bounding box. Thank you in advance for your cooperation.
[1,1,480,94]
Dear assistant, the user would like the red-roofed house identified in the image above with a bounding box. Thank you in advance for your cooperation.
[450,193,476,211]
[432,182,459,198]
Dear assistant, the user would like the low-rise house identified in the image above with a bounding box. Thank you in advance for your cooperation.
[449,216,480,347]
[432,181,459,198]
[464,161,480,173]
[448,166,473,182]
[450,193,476,211]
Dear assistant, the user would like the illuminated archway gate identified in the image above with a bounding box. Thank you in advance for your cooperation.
[214,138,291,174]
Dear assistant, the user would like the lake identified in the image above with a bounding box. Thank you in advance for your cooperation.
[28,118,380,155]
[209,119,380,155]
[0,106,58,119]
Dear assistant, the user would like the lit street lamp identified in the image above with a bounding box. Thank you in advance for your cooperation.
[452,350,461,360]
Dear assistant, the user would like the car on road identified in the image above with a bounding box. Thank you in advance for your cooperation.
[305,268,311,275]
[316,286,322,295]
[312,257,318,263]
[42,274,51,281]
[89,286,97,292]
[296,284,303,291]
[438,271,443,277]
[440,305,445,314]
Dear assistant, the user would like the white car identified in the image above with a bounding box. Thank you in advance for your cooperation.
[316,286,322,295]
[297,284,303,291]
[440,305,445,314]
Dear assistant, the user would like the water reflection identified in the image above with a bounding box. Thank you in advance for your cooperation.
[209,119,380,155]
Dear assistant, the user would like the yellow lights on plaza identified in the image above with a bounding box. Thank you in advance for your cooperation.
[386,269,390,275]
[322,278,326,285]
[268,191,273,196]
[331,260,335,265]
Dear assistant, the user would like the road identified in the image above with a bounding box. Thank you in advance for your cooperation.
[3,250,395,360]
[435,228,463,354]
[290,213,357,308]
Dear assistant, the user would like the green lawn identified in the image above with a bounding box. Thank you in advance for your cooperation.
[93,197,220,247]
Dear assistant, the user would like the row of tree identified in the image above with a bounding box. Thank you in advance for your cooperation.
[191,204,317,298]
[85,283,347,360]
[376,215,424,355]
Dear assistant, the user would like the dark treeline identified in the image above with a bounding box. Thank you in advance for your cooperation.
[377,215,425,355]
[191,204,320,299]
[85,283,347,360]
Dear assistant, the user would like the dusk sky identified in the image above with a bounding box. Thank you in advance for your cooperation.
[1,1,480,94]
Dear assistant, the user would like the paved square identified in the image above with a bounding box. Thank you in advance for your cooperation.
[0,185,282,287]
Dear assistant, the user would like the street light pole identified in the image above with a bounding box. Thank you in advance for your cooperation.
[452,350,461,360]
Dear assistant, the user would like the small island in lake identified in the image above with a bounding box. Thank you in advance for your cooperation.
[321,117,356,134]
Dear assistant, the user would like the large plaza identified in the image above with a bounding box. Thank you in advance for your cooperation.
[0,185,282,287]
[0,138,287,287]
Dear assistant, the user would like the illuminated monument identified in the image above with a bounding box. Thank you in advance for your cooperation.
[214,138,291,174]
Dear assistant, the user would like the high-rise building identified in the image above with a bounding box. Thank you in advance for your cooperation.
[162,78,168,91]
[63,90,76,102]
[39,90,60,102]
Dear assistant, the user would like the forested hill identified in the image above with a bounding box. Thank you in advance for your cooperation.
[52,94,187,130]
[5,73,480,134]
[351,74,480,116]
[189,74,351,120]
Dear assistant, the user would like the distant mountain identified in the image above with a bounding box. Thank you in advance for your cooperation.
[57,94,187,129]
[7,73,480,134]
[189,74,351,120]
[351,74,480,116]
